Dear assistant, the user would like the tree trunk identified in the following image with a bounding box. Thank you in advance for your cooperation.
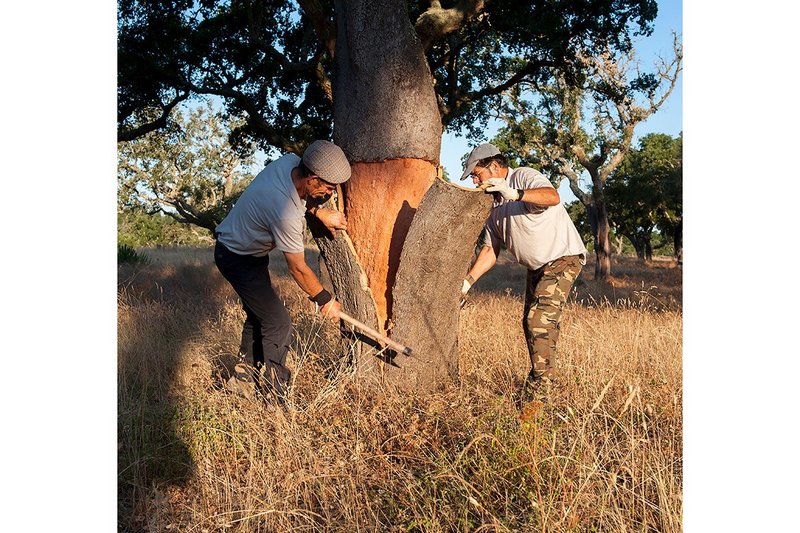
[332,0,442,331]
[674,219,683,265]
[633,237,646,260]
[614,234,625,255]
[588,201,612,279]
[318,0,491,390]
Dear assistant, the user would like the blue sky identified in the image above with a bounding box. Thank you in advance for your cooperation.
[440,0,683,200]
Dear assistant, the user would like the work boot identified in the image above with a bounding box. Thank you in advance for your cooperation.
[516,371,553,409]
[224,363,257,401]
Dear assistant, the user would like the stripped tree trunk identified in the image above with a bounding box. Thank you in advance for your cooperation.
[311,0,492,391]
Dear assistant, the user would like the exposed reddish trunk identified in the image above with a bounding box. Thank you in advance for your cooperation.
[343,159,435,332]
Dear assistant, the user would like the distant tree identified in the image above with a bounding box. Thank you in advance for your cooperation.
[118,100,256,234]
[605,132,682,261]
[493,34,681,279]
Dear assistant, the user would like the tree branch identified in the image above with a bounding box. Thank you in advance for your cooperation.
[414,0,486,51]
[298,0,336,58]
[188,82,305,154]
[117,93,188,142]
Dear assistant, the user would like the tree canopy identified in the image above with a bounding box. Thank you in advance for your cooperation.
[118,99,256,233]
[605,132,682,260]
[118,0,659,154]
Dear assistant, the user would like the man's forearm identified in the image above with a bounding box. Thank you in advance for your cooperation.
[288,263,324,297]
[467,245,497,283]
[518,187,560,206]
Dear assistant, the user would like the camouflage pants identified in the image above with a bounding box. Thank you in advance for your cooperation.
[523,254,583,381]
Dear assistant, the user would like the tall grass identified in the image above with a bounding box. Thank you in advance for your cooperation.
[118,247,682,532]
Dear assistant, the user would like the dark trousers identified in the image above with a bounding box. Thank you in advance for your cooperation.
[214,241,292,397]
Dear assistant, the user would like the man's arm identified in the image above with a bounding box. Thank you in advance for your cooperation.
[518,187,560,206]
[485,177,560,206]
[467,244,499,285]
[283,251,341,320]
[460,244,498,307]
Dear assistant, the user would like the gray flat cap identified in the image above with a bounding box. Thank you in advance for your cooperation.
[460,143,501,180]
[302,140,352,184]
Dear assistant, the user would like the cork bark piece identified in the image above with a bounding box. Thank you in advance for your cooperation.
[387,178,494,391]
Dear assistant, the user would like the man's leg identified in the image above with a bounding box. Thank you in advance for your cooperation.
[522,255,583,384]
[214,242,293,401]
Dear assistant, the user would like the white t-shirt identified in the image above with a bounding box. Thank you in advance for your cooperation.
[215,153,306,256]
[483,167,587,270]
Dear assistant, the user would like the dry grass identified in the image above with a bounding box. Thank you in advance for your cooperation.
[118,246,682,532]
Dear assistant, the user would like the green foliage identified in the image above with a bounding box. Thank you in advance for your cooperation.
[118,243,150,265]
[118,210,213,247]
[118,0,659,149]
[605,133,682,259]
[118,98,255,233]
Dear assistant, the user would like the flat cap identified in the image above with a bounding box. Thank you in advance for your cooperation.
[302,140,352,184]
[460,143,501,180]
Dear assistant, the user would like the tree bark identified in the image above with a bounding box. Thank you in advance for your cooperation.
[388,179,493,390]
[614,234,625,255]
[674,219,683,265]
[588,201,612,279]
[332,0,442,332]
[316,0,491,391]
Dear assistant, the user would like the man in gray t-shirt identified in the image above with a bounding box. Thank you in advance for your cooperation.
[459,143,587,403]
[214,140,351,403]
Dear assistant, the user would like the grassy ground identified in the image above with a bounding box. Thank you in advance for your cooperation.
[118,246,682,532]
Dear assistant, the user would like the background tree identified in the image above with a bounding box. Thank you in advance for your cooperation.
[118,100,256,235]
[118,0,660,389]
[492,33,681,279]
[605,132,682,261]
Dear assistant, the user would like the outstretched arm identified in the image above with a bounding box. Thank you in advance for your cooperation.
[460,244,498,306]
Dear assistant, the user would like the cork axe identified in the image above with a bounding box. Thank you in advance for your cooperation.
[339,312,413,356]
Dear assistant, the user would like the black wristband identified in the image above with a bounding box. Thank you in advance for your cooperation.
[517,189,525,201]
[310,289,332,306]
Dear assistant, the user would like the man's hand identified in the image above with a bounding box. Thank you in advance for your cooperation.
[460,278,472,309]
[319,298,342,321]
[315,208,347,237]
[485,178,522,201]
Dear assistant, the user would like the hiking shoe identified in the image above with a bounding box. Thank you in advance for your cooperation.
[224,363,257,401]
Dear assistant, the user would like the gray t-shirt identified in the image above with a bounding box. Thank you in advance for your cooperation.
[215,153,306,256]
[483,167,587,270]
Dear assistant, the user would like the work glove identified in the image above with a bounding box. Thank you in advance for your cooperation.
[485,178,522,201]
[460,278,472,309]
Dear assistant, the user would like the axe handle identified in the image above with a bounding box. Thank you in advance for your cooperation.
[339,311,413,356]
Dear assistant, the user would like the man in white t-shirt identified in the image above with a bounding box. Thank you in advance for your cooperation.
[214,140,350,403]
[459,143,587,402]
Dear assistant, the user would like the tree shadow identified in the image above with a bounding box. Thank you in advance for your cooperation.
[117,249,232,531]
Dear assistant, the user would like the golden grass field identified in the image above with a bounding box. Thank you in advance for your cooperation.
[118,246,682,532]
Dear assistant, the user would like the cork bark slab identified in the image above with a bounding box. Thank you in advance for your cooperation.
[387,178,494,391]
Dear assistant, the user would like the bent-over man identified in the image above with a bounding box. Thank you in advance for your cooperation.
[214,140,350,402]
[460,143,587,401]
